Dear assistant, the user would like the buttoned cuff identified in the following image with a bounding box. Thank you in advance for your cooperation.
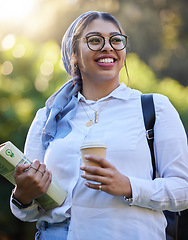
[10,192,44,222]
[128,177,154,208]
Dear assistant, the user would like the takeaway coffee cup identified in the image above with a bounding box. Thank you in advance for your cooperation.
[80,142,107,167]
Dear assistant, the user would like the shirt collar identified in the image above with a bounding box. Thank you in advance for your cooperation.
[77,82,133,103]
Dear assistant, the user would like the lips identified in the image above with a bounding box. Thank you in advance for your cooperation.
[97,58,115,63]
[95,55,117,62]
[95,56,117,67]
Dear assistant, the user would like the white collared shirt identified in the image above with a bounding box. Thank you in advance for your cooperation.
[10,83,188,240]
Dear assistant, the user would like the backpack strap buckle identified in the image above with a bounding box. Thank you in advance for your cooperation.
[146,129,154,140]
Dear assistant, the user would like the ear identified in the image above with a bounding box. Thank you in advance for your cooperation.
[74,55,78,64]
[72,52,78,63]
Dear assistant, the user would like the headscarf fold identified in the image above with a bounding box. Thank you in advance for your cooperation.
[61,11,98,76]
[41,11,98,150]
[41,79,81,150]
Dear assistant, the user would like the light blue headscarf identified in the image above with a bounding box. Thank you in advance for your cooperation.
[61,11,98,76]
[41,11,98,150]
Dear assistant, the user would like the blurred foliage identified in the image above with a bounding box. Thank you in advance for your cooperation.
[122,53,188,131]
[0,38,68,151]
[0,0,187,86]
[0,38,69,240]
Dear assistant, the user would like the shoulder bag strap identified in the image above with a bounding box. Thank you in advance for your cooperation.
[141,94,156,179]
[141,94,179,240]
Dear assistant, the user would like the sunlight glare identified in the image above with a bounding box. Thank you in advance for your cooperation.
[65,0,78,4]
[0,0,37,21]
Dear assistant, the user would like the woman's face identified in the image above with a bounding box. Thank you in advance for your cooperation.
[76,18,126,85]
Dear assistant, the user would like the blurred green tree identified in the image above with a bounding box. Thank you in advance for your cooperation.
[0,38,69,240]
[0,0,187,86]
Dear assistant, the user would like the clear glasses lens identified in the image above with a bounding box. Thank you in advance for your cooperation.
[86,34,127,51]
[87,35,103,51]
[110,35,127,50]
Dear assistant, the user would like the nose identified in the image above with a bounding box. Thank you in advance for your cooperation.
[102,37,113,51]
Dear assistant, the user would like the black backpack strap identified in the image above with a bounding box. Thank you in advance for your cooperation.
[141,94,156,179]
[141,94,179,240]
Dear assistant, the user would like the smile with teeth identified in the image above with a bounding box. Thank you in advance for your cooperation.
[97,58,115,63]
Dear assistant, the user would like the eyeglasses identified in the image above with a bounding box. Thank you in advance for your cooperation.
[84,34,128,51]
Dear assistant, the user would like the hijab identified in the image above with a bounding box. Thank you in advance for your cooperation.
[41,11,98,150]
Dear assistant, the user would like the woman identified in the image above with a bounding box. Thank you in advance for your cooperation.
[10,11,188,240]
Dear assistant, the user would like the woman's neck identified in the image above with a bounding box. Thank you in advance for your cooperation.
[81,79,120,101]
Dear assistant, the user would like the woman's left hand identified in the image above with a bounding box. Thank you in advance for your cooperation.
[80,154,132,198]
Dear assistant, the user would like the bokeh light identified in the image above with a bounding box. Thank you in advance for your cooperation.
[12,44,26,58]
[1,61,13,75]
[40,61,54,76]
[1,34,16,50]
[35,76,49,92]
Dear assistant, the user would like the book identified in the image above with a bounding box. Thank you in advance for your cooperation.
[0,141,67,211]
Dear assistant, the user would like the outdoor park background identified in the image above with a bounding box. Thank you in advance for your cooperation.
[0,0,188,239]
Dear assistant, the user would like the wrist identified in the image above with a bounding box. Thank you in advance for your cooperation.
[13,188,33,205]
[121,176,133,204]
[121,176,132,198]
[11,194,33,209]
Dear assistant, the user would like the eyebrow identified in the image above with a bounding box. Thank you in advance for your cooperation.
[85,31,121,37]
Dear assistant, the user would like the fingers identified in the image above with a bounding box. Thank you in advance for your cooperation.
[13,160,52,203]
[81,166,104,177]
[80,155,113,184]
[15,163,31,174]
[29,160,41,174]
[81,171,107,184]
[84,182,110,193]
[23,160,47,177]
[15,159,50,180]
[84,154,112,167]
[85,182,103,191]
[80,156,132,196]
[81,156,116,182]
[83,170,132,197]
[31,161,52,190]
[81,161,115,177]
[36,162,46,177]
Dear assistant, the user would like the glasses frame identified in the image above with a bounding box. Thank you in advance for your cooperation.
[84,33,128,51]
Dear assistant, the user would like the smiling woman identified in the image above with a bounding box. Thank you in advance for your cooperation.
[9,10,188,240]
[0,0,37,21]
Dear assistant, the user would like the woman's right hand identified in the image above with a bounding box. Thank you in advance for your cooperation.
[13,160,52,205]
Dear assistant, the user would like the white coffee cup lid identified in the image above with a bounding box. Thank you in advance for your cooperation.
[80,142,107,150]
